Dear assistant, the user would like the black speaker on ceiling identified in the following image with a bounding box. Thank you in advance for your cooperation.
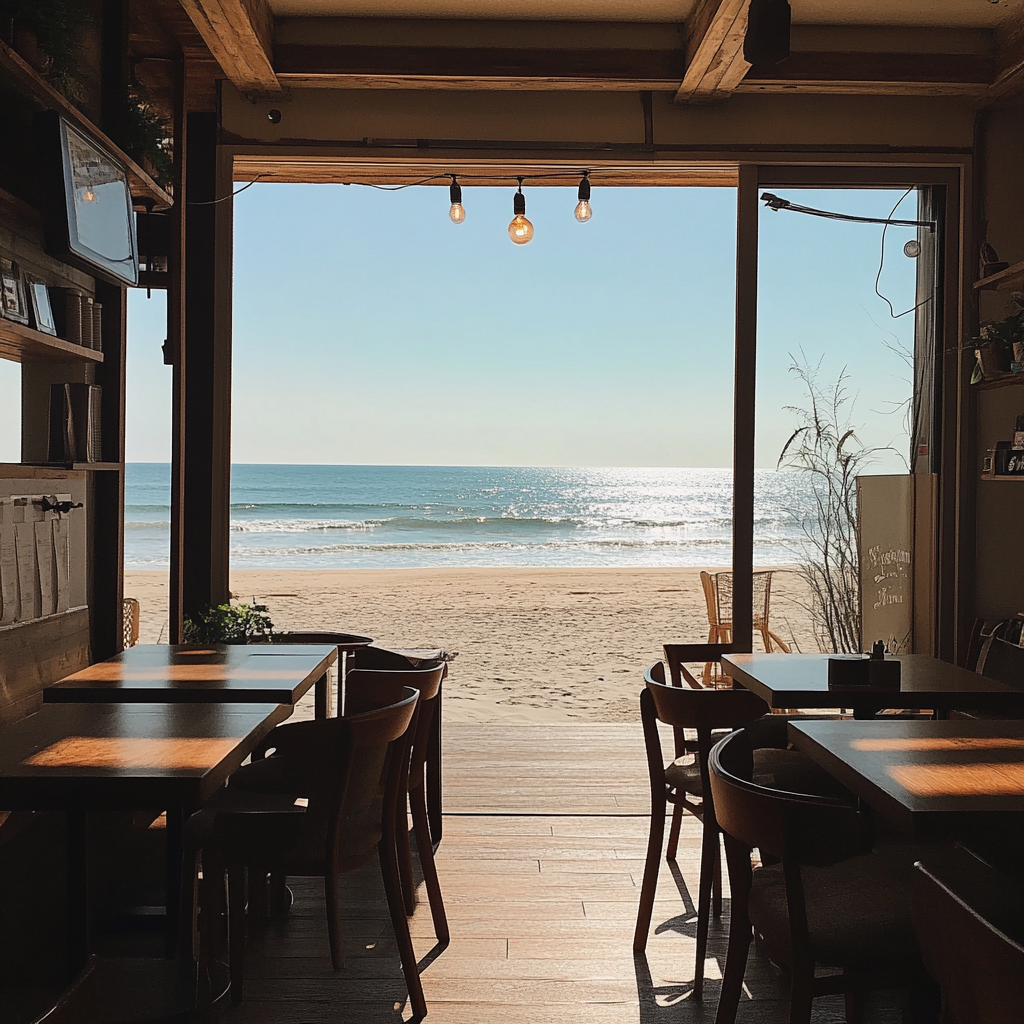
[744,0,791,66]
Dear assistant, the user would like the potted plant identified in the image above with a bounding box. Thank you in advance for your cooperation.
[182,601,274,644]
[0,0,91,104]
[971,307,1024,382]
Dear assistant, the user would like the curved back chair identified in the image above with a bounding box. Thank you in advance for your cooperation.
[634,662,767,999]
[709,718,919,1024]
[348,662,449,944]
[913,847,1024,1024]
[270,631,375,717]
[186,685,424,1015]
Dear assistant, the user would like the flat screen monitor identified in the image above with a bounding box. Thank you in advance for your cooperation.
[37,113,139,287]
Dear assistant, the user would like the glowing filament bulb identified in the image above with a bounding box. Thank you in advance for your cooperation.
[448,177,465,224]
[575,172,592,222]
[508,182,533,245]
[82,188,96,203]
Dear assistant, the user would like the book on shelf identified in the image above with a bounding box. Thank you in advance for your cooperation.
[48,383,101,463]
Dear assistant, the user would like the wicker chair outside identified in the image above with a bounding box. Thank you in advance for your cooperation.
[122,597,140,648]
[699,571,791,685]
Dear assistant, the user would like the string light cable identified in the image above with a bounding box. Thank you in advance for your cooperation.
[761,188,935,319]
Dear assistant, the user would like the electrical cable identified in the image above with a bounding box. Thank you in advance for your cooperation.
[873,187,932,320]
[186,175,265,205]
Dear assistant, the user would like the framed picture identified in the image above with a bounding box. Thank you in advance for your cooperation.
[25,276,56,335]
[0,258,30,325]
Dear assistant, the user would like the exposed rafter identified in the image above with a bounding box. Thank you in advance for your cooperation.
[273,45,685,91]
[986,13,1024,104]
[177,0,281,94]
[739,52,991,97]
[675,0,751,105]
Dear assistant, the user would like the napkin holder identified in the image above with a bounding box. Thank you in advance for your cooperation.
[828,643,901,691]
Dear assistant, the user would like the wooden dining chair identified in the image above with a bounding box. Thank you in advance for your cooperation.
[913,846,1024,1024]
[346,662,450,944]
[182,683,425,1015]
[709,716,925,1024]
[121,597,140,649]
[634,662,768,999]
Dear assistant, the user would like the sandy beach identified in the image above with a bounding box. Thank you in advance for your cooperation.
[125,567,816,723]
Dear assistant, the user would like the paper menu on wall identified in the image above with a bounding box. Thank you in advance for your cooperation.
[14,522,40,621]
[53,518,69,614]
[35,521,56,617]
[0,521,17,625]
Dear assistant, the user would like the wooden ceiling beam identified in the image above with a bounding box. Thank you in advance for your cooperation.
[986,14,1024,104]
[177,0,281,94]
[739,51,992,97]
[273,44,685,90]
[675,0,751,105]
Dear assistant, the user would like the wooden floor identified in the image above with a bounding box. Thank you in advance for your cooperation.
[223,723,902,1024]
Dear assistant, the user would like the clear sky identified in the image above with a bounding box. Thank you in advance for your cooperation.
[0,183,918,470]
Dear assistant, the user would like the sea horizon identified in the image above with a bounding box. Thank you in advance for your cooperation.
[124,463,818,571]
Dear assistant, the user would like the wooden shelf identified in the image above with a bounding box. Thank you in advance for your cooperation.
[974,260,1024,292]
[0,38,173,212]
[975,371,1024,390]
[29,462,123,472]
[981,472,1024,481]
[0,318,103,364]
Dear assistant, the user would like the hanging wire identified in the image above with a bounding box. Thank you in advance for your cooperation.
[186,175,265,205]
[873,187,933,320]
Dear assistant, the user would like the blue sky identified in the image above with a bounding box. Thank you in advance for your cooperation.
[0,184,918,469]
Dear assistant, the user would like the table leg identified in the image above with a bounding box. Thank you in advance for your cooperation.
[427,689,443,843]
[314,671,331,719]
[165,807,185,958]
[66,806,89,972]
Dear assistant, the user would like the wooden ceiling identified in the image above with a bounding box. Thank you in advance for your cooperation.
[133,0,1024,108]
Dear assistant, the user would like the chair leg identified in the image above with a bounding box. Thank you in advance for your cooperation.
[788,966,814,1024]
[693,821,718,1001]
[179,848,200,960]
[843,979,865,1024]
[714,874,751,1024]
[379,839,428,1019]
[397,795,416,916]
[712,837,723,918]
[666,804,683,860]
[633,792,666,952]
[325,869,345,971]
[227,865,246,1003]
[411,782,450,944]
[197,854,226,1011]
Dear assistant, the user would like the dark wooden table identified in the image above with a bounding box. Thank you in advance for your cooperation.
[0,701,291,967]
[44,644,338,718]
[788,718,1024,839]
[722,652,1024,718]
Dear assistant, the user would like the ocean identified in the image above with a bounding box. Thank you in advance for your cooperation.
[124,464,818,571]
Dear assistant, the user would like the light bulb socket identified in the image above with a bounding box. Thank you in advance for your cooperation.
[514,190,526,216]
[449,178,462,204]
[578,174,591,203]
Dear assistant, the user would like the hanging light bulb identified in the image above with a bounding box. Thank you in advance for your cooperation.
[574,171,592,223]
[508,178,534,245]
[81,187,97,203]
[448,175,465,224]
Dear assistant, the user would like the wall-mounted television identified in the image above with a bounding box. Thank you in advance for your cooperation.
[36,112,139,287]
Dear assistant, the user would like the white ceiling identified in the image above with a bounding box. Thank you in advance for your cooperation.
[268,0,1023,29]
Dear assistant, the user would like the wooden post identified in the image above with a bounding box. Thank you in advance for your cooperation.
[179,111,233,620]
[732,165,758,653]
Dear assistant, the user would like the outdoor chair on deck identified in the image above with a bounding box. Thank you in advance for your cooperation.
[181,682,424,1015]
[347,662,450,943]
[699,571,790,685]
[912,845,1024,1023]
[709,716,928,1024]
[269,631,374,717]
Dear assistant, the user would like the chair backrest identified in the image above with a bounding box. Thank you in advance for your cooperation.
[709,717,866,864]
[644,664,767,734]
[977,636,1024,689]
[700,571,719,629]
[913,850,1024,1024]
[122,597,140,648]
[347,663,446,789]
[327,684,419,866]
[704,571,774,628]
[662,643,733,689]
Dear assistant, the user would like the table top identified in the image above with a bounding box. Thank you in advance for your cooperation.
[44,644,338,705]
[721,653,1024,712]
[788,718,1024,838]
[0,702,291,810]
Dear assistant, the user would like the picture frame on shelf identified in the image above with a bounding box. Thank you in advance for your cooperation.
[0,258,30,325]
[25,276,57,336]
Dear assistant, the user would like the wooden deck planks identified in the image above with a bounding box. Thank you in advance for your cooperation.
[227,723,899,1023]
